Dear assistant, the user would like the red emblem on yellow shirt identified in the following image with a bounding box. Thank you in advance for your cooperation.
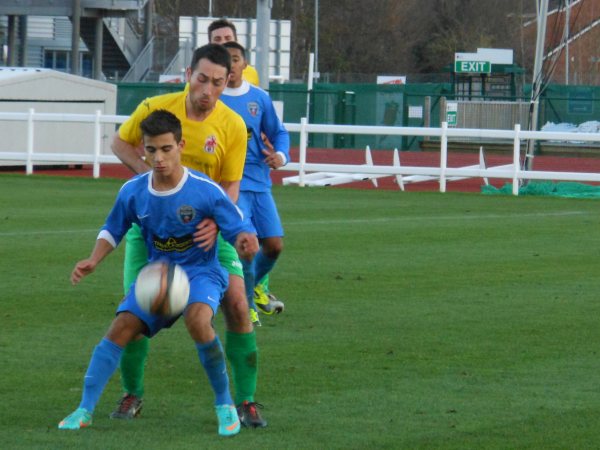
[204,135,217,154]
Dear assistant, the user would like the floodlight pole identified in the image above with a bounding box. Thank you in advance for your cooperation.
[70,0,81,76]
[525,0,549,172]
[314,0,319,76]
[256,0,272,90]
[565,0,570,85]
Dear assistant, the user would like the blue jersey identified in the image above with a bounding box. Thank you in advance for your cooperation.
[99,168,254,281]
[221,81,290,192]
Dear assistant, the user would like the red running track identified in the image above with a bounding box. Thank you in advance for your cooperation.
[4,147,600,193]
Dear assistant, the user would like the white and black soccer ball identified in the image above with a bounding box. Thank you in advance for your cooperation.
[134,261,190,317]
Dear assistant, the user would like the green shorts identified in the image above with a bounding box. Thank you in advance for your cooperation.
[122,224,243,294]
[216,233,244,278]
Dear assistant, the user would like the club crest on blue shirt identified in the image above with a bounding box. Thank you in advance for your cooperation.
[204,135,217,154]
[178,205,196,224]
[247,102,259,117]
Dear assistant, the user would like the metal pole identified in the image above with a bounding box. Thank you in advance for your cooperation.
[525,0,549,171]
[256,0,272,90]
[314,0,319,76]
[565,0,570,85]
[144,0,153,46]
[192,16,197,49]
[18,16,27,67]
[71,0,81,75]
[7,15,17,66]
[94,17,103,80]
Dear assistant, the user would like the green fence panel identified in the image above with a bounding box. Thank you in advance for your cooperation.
[115,82,599,152]
[115,82,186,116]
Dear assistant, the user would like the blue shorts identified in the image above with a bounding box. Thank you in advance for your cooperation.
[237,190,284,239]
[117,268,227,338]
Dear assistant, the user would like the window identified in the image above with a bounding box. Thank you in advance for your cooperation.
[43,50,93,77]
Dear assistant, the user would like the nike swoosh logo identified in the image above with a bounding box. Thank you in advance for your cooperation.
[226,420,240,431]
[137,214,150,219]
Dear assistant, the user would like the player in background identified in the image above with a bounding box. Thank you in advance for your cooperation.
[208,17,285,316]
[111,44,267,428]
[208,18,259,86]
[220,41,288,319]
[58,110,258,436]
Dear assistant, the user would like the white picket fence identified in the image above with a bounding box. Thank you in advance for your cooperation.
[2,109,600,196]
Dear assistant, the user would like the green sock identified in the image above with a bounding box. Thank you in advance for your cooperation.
[225,330,258,405]
[120,337,149,398]
[258,275,270,292]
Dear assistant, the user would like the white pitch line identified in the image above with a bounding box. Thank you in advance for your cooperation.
[0,211,589,237]
[285,210,589,226]
[0,228,99,237]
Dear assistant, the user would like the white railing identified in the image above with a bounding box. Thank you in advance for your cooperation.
[1,109,600,196]
[0,110,126,179]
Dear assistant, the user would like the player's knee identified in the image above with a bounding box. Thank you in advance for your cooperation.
[184,303,215,343]
[262,238,283,258]
[221,289,251,331]
[223,290,248,317]
[105,312,145,346]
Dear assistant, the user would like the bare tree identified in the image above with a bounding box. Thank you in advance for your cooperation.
[152,0,548,81]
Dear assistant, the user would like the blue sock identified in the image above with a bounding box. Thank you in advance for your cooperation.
[79,338,123,412]
[196,337,233,406]
[254,249,277,284]
[241,258,257,311]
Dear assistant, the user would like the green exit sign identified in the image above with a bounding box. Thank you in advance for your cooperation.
[454,61,491,74]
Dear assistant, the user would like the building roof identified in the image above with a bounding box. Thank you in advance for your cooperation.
[0,67,115,101]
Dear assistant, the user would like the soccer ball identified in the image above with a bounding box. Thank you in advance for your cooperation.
[134,261,190,317]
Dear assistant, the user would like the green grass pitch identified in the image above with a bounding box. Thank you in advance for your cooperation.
[2,173,600,449]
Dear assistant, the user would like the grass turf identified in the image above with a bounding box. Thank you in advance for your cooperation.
[1,173,600,449]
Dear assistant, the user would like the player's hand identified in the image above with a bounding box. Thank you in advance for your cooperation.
[235,232,259,261]
[261,133,284,169]
[71,259,97,285]
[193,218,218,251]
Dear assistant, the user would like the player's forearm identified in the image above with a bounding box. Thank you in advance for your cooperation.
[88,238,115,266]
[220,180,240,204]
[234,232,259,261]
[111,135,149,175]
[272,132,290,165]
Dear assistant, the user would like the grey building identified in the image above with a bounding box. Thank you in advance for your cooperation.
[0,0,153,81]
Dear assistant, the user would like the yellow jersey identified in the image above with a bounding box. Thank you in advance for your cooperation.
[243,65,260,87]
[118,91,247,183]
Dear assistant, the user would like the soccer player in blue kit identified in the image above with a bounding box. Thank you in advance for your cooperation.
[220,42,289,318]
[58,110,258,437]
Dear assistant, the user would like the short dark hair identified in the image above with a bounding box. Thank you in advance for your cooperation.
[208,18,237,41]
[190,43,231,75]
[223,41,246,60]
[140,110,182,142]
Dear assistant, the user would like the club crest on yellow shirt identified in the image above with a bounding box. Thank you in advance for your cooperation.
[204,135,217,154]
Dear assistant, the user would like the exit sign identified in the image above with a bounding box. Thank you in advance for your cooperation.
[454,61,491,74]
